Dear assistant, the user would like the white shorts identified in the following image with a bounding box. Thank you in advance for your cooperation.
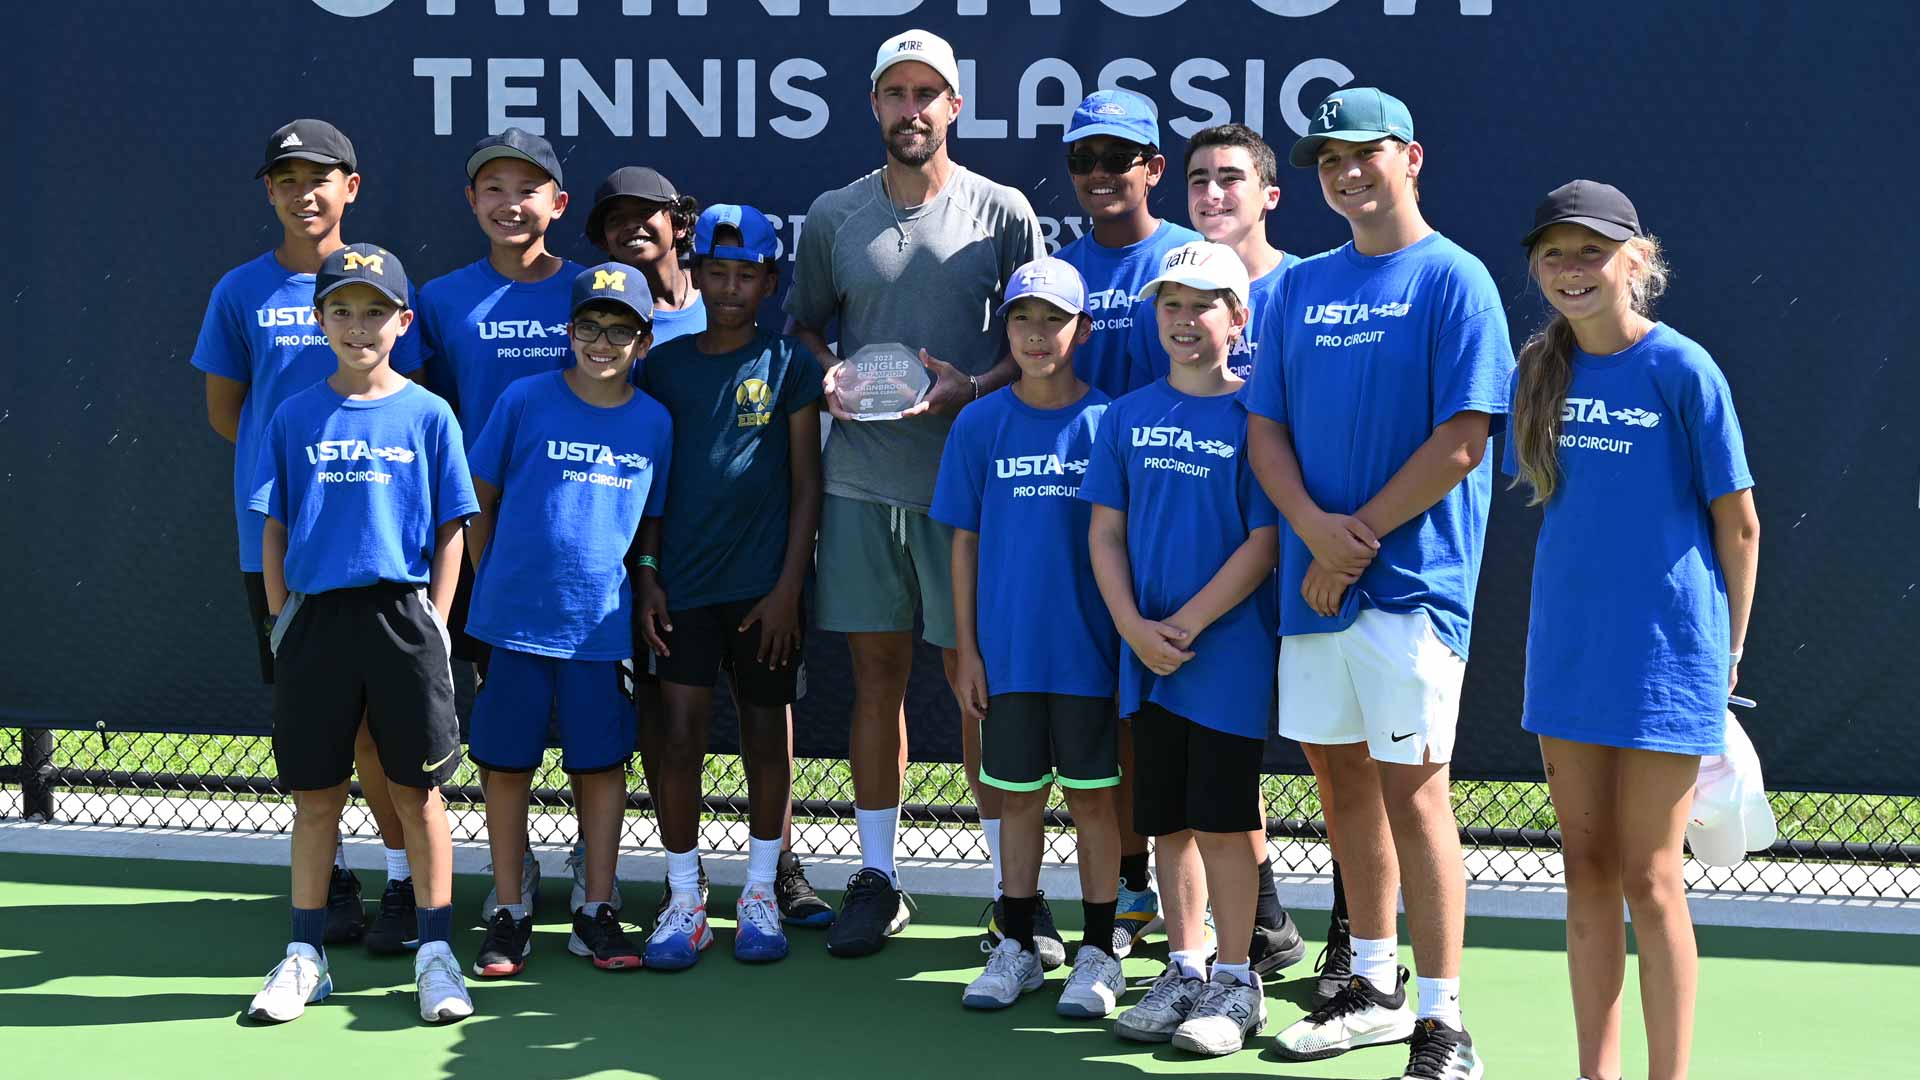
[1276,608,1466,766]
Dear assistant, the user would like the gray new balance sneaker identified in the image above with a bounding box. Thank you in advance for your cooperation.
[1056,945,1125,1019]
[962,938,1044,1009]
[1113,962,1206,1042]
[1171,969,1267,1056]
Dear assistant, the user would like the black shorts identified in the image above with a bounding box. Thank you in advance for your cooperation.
[243,572,275,684]
[1130,702,1264,836]
[447,556,492,672]
[270,583,462,791]
[980,693,1119,792]
[647,595,804,707]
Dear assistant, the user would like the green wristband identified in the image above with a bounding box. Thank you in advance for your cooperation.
[636,555,660,571]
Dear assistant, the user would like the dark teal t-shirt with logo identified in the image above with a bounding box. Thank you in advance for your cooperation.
[637,328,824,609]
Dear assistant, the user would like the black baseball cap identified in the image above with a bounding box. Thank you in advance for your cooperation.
[256,119,355,179]
[586,166,681,245]
[1522,180,1641,248]
[314,243,410,309]
[465,127,563,188]
[571,262,655,324]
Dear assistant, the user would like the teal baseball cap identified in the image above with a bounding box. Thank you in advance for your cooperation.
[1289,87,1415,167]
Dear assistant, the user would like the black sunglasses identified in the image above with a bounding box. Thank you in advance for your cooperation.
[1065,148,1149,176]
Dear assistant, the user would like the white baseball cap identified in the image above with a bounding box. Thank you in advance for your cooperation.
[1685,712,1778,869]
[1136,241,1251,308]
[870,28,962,96]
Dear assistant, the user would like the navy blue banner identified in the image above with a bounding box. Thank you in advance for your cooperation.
[5,1,1915,792]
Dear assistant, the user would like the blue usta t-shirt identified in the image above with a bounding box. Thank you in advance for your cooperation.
[191,250,423,572]
[411,257,587,448]
[248,381,477,596]
[1132,254,1299,386]
[637,329,823,609]
[1240,233,1514,659]
[1056,221,1201,398]
[1077,382,1278,739]
[1504,323,1752,755]
[931,385,1117,699]
[465,371,672,660]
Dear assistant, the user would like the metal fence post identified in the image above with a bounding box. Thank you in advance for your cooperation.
[21,728,56,821]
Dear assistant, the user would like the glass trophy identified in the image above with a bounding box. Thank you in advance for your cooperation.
[836,343,930,421]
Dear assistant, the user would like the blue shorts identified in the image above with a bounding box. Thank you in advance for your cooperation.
[468,647,634,774]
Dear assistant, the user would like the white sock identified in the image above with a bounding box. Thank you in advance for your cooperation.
[855,805,900,884]
[1416,975,1461,1027]
[1168,948,1209,981]
[666,847,701,906]
[981,818,1003,892]
[384,847,410,882]
[1212,960,1254,987]
[747,836,782,890]
[1352,934,1399,996]
[333,836,348,870]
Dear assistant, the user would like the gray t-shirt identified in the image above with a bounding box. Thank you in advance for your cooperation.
[785,165,1042,511]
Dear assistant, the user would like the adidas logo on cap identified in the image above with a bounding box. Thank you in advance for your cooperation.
[280,132,303,148]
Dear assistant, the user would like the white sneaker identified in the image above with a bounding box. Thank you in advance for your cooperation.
[248,943,330,1024]
[1171,969,1267,1056]
[1056,945,1125,1018]
[1273,965,1416,1061]
[414,941,474,1023]
[480,848,542,919]
[1113,962,1207,1042]
[961,938,1044,1010]
[567,840,623,914]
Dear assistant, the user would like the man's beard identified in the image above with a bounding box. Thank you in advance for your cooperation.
[886,124,944,167]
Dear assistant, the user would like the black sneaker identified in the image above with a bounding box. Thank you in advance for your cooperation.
[365,877,419,955]
[825,868,910,957]
[323,867,365,944]
[567,906,642,970]
[1400,1018,1484,1079]
[1312,917,1353,1008]
[775,851,835,928]
[1250,908,1308,975]
[980,894,1067,971]
[472,907,533,977]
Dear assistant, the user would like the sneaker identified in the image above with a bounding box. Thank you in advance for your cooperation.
[979,894,1066,971]
[414,941,474,1023]
[323,868,365,944]
[1114,880,1162,959]
[567,905,642,970]
[1272,965,1417,1062]
[825,869,911,958]
[471,908,532,978]
[480,848,542,920]
[1113,962,1207,1043]
[364,877,419,955]
[644,895,714,971]
[1401,1018,1485,1079]
[1312,918,1354,1008]
[566,840,624,915]
[247,943,331,1023]
[650,857,709,923]
[1056,945,1125,1019]
[734,883,791,963]
[1171,969,1267,1056]
[1250,909,1307,975]
[961,938,1044,1010]
[775,851,835,928]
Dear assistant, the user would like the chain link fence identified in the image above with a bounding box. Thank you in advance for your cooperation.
[5,725,1916,900]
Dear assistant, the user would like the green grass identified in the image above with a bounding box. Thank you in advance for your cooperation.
[18,729,1919,855]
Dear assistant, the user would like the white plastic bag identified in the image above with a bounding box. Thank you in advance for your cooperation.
[1686,711,1778,868]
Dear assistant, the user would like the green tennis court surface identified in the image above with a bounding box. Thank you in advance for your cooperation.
[2,852,1909,1079]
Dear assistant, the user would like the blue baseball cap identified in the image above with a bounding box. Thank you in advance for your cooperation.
[1289,87,1416,167]
[314,243,409,309]
[996,256,1087,317]
[466,127,564,187]
[571,262,654,324]
[1063,89,1160,148]
[693,204,779,265]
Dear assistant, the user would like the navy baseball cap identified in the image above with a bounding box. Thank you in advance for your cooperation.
[997,256,1088,317]
[256,119,355,178]
[1063,89,1160,148]
[466,127,563,187]
[1522,180,1641,248]
[586,166,682,245]
[571,263,655,324]
[1289,87,1415,167]
[314,243,409,309]
[694,204,779,265]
